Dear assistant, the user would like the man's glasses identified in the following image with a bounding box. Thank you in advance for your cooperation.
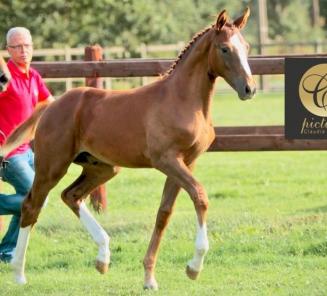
[7,44,33,51]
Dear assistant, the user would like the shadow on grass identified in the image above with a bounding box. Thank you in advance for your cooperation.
[211,191,239,199]
[304,241,327,257]
[298,205,327,214]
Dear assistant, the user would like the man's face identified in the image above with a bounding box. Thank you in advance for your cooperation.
[7,33,33,68]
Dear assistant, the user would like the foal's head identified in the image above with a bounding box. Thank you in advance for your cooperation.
[208,8,256,100]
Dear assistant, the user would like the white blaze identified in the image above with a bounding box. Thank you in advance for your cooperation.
[230,34,252,76]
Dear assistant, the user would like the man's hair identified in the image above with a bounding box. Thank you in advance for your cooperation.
[6,27,32,45]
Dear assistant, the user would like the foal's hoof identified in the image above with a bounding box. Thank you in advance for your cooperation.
[14,274,27,285]
[11,260,27,284]
[186,265,199,280]
[95,260,109,274]
[143,278,158,291]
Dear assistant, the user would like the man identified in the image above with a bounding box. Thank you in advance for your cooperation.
[0,55,11,91]
[0,55,11,233]
[0,27,54,263]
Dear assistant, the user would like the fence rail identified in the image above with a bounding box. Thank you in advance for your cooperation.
[2,43,325,92]
[31,54,326,78]
[1,41,326,59]
[210,126,327,151]
[26,51,327,152]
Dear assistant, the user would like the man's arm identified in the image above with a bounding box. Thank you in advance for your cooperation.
[45,95,55,103]
[35,95,54,111]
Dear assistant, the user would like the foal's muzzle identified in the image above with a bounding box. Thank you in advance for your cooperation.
[235,77,256,100]
[241,83,256,100]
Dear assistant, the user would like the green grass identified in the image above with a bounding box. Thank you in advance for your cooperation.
[1,92,326,295]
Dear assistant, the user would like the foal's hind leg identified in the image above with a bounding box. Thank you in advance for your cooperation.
[61,162,119,274]
[11,158,72,284]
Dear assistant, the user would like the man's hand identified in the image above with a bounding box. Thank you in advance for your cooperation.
[0,56,11,92]
[0,72,10,92]
[0,155,9,169]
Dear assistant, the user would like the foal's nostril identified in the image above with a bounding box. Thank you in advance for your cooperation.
[245,85,251,95]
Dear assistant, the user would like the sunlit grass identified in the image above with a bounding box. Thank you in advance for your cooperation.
[1,92,326,295]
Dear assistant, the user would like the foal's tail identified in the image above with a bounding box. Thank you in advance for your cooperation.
[0,101,50,157]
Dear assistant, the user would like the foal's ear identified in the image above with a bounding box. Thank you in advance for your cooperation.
[233,7,250,30]
[215,10,228,31]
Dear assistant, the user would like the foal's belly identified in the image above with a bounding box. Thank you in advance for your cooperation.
[82,136,153,168]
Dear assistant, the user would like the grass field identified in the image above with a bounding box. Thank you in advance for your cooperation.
[0,91,326,295]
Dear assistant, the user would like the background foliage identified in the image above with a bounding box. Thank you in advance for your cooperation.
[0,0,325,51]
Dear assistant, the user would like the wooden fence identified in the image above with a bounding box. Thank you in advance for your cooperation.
[1,41,326,91]
[31,53,324,78]
[1,41,325,60]
[29,50,327,152]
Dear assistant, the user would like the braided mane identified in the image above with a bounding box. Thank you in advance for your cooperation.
[164,24,215,77]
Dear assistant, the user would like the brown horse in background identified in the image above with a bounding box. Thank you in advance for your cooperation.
[2,9,255,290]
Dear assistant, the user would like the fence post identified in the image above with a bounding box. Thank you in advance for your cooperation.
[314,40,322,54]
[65,46,73,91]
[140,43,148,86]
[84,45,107,212]
[103,48,112,89]
[257,0,269,91]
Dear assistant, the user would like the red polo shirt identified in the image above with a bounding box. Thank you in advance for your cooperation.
[0,59,50,158]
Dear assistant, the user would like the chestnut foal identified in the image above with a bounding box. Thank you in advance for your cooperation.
[2,9,255,289]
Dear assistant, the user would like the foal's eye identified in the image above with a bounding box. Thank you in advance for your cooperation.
[221,47,229,54]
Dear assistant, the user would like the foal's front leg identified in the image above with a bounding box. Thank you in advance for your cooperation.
[153,157,209,282]
[143,177,181,290]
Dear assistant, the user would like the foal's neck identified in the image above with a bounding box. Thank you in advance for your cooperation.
[170,32,215,119]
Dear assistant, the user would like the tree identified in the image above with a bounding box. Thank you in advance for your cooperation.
[266,0,325,42]
[0,0,325,52]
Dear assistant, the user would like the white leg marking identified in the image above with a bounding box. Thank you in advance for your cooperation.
[230,34,252,76]
[11,226,32,284]
[144,275,159,291]
[79,202,110,264]
[187,223,209,272]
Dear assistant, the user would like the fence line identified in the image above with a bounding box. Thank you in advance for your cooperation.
[211,126,327,151]
[30,54,327,78]
[1,41,326,59]
[1,41,326,92]
[23,51,327,152]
